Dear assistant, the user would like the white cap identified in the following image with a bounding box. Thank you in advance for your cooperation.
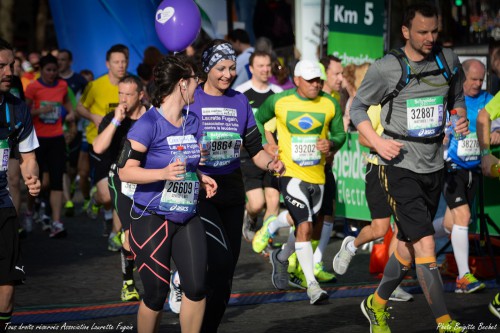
[294,59,322,80]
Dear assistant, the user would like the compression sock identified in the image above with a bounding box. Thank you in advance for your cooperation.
[415,256,451,324]
[451,224,470,278]
[268,212,291,235]
[375,251,411,307]
[278,231,296,262]
[121,247,135,281]
[295,241,316,285]
[313,221,333,264]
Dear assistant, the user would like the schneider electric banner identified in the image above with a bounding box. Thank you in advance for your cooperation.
[328,0,384,64]
[333,132,371,220]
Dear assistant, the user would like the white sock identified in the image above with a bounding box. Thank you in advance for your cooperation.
[278,232,296,262]
[104,209,113,220]
[268,212,291,235]
[295,241,316,286]
[313,222,333,264]
[451,224,470,279]
[347,239,358,254]
[278,210,289,225]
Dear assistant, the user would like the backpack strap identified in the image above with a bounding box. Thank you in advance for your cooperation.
[4,94,23,145]
[381,47,455,127]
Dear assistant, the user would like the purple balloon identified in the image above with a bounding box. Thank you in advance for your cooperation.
[155,0,201,52]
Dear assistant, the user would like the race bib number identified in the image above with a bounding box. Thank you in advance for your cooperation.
[121,182,137,199]
[0,139,9,172]
[406,96,444,137]
[291,135,320,166]
[159,172,199,214]
[457,133,480,160]
[205,131,242,168]
[39,101,62,124]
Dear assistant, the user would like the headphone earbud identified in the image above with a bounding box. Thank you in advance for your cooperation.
[183,82,187,89]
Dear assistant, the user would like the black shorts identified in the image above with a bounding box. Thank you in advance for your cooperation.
[365,163,392,219]
[320,163,336,216]
[67,131,82,169]
[89,144,111,184]
[279,177,324,227]
[108,164,134,230]
[240,157,279,191]
[443,165,479,210]
[0,207,25,285]
[35,136,67,191]
[378,165,443,242]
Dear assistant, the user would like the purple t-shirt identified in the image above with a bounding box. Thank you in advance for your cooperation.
[127,107,201,223]
[190,85,256,175]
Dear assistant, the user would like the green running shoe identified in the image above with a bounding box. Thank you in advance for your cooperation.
[252,215,276,253]
[121,280,140,302]
[361,294,391,333]
[314,262,337,283]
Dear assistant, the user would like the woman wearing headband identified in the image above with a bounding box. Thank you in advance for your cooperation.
[188,39,284,332]
[119,55,217,333]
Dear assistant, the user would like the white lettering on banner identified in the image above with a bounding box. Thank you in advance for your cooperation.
[167,135,196,146]
[334,140,364,180]
[333,2,374,26]
[336,179,366,206]
[332,51,377,65]
[201,108,237,117]
[334,5,358,24]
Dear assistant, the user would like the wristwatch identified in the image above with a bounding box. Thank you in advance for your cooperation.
[480,148,491,157]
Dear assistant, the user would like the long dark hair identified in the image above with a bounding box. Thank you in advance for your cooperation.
[151,55,194,108]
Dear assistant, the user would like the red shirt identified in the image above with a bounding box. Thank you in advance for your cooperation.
[25,79,68,138]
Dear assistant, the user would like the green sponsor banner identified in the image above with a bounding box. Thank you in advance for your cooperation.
[470,146,500,236]
[328,0,384,63]
[333,132,371,220]
[328,32,383,64]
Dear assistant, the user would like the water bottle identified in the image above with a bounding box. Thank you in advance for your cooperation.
[173,146,186,180]
[199,131,210,165]
[450,109,466,140]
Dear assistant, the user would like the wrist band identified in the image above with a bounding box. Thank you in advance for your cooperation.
[111,118,121,127]
[480,148,491,157]
[266,160,273,171]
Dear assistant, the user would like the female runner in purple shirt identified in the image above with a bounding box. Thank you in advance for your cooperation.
[119,55,217,333]
[189,40,285,332]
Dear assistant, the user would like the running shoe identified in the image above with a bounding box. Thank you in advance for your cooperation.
[288,252,298,274]
[242,211,258,242]
[252,216,275,253]
[87,188,100,220]
[40,215,52,231]
[270,249,289,290]
[314,262,337,283]
[361,294,391,333]
[489,292,500,319]
[455,273,485,294]
[49,221,67,238]
[332,235,356,275]
[64,200,75,217]
[389,285,413,302]
[121,280,140,302]
[438,320,470,333]
[169,270,182,314]
[288,271,307,289]
[82,198,90,212]
[307,281,328,305]
[108,232,123,252]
